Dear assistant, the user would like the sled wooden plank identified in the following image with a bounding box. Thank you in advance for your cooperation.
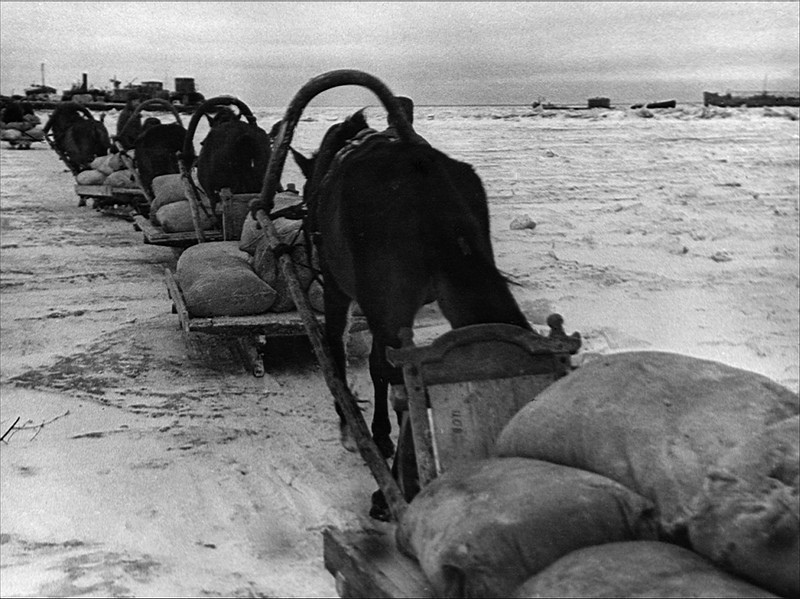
[133,215,222,246]
[323,526,434,598]
[75,184,113,198]
[164,267,191,333]
[164,267,368,337]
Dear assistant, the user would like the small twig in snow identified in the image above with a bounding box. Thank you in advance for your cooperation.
[4,410,71,442]
[1,417,21,443]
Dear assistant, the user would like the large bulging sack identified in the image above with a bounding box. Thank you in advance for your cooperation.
[494,352,799,593]
[150,173,187,215]
[104,169,138,189]
[495,352,798,532]
[687,415,799,598]
[396,457,658,599]
[89,154,115,175]
[155,201,216,233]
[1,128,22,141]
[251,218,317,313]
[512,541,777,598]
[239,191,305,254]
[75,169,107,185]
[238,213,264,255]
[177,241,277,317]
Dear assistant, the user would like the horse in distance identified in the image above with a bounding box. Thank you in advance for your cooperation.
[43,102,111,172]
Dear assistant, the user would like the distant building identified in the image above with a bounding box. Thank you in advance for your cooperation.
[588,97,611,109]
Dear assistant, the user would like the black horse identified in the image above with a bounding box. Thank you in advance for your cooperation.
[43,102,111,172]
[293,109,532,468]
[196,112,272,213]
[134,123,186,198]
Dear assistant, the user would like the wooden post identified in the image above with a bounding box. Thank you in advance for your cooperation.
[254,209,408,522]
[395,329,440,487]
[219,188,233,240]
[177,158,206,243]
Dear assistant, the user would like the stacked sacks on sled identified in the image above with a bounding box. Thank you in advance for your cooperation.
[238,191,324,313]
[74,152,139,187]
[148,173,216,234]
[176,190,322,317]
[1,105,44,144]
[396,351,798,598]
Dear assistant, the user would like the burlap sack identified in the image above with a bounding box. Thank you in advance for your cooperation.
[238,190,304,254]
[24,127,45,141]
[150,174,187,214]
[251,232,316,313]
[89,154,114,175]
[307,279,324,313]
[396,457,658,599]
[1,129,22,141]
[238,214,264,255]
[512,541,777,598]
[104,169,138,189]
[252,238,277,287]
[266,246,315,312]
[495,352,799,537]
[155,201,216,233]
[177,241,249,287]
[107,151,125,172]
[75,169,107,185]
[177,241,277,317]
[687,415,799,598]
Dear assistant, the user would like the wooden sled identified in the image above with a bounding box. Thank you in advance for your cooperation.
[48,135,146,214]
[323,319,582,597]
[74,184,146,216]
[4,129,43,149]
[130,96,274,250]
[164,265,367,377]
[42,105,146,215]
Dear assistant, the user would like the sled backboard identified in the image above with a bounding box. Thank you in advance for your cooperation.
[387,319,581,486]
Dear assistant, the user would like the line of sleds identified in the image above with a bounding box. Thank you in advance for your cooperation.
[43,102,147,215]
[44,71,799,598]
[43,95,352,376]
[1,98,46,149]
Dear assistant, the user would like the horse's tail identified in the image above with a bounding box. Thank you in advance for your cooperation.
[415,147,531,330]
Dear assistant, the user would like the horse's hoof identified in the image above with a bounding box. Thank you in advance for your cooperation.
[375,436,395,459]
[340,423,358,453]
[369,490,393,522]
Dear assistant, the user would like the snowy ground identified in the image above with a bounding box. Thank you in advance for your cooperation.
[1,104,798,597]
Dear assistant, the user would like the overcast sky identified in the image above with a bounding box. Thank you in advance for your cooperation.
[1,1,798,106]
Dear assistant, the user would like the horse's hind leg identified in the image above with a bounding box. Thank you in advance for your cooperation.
[369,337,396,459]
[323,278,357,453]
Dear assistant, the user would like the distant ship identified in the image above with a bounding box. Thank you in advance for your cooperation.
[19,71,205,114]
[630,100,677,110]
[531,96,612,110]
[703,90,799,108]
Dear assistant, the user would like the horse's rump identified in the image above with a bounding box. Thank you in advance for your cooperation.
[197,120,270,207]
[135,123,186,194]
[60,119,111,172]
